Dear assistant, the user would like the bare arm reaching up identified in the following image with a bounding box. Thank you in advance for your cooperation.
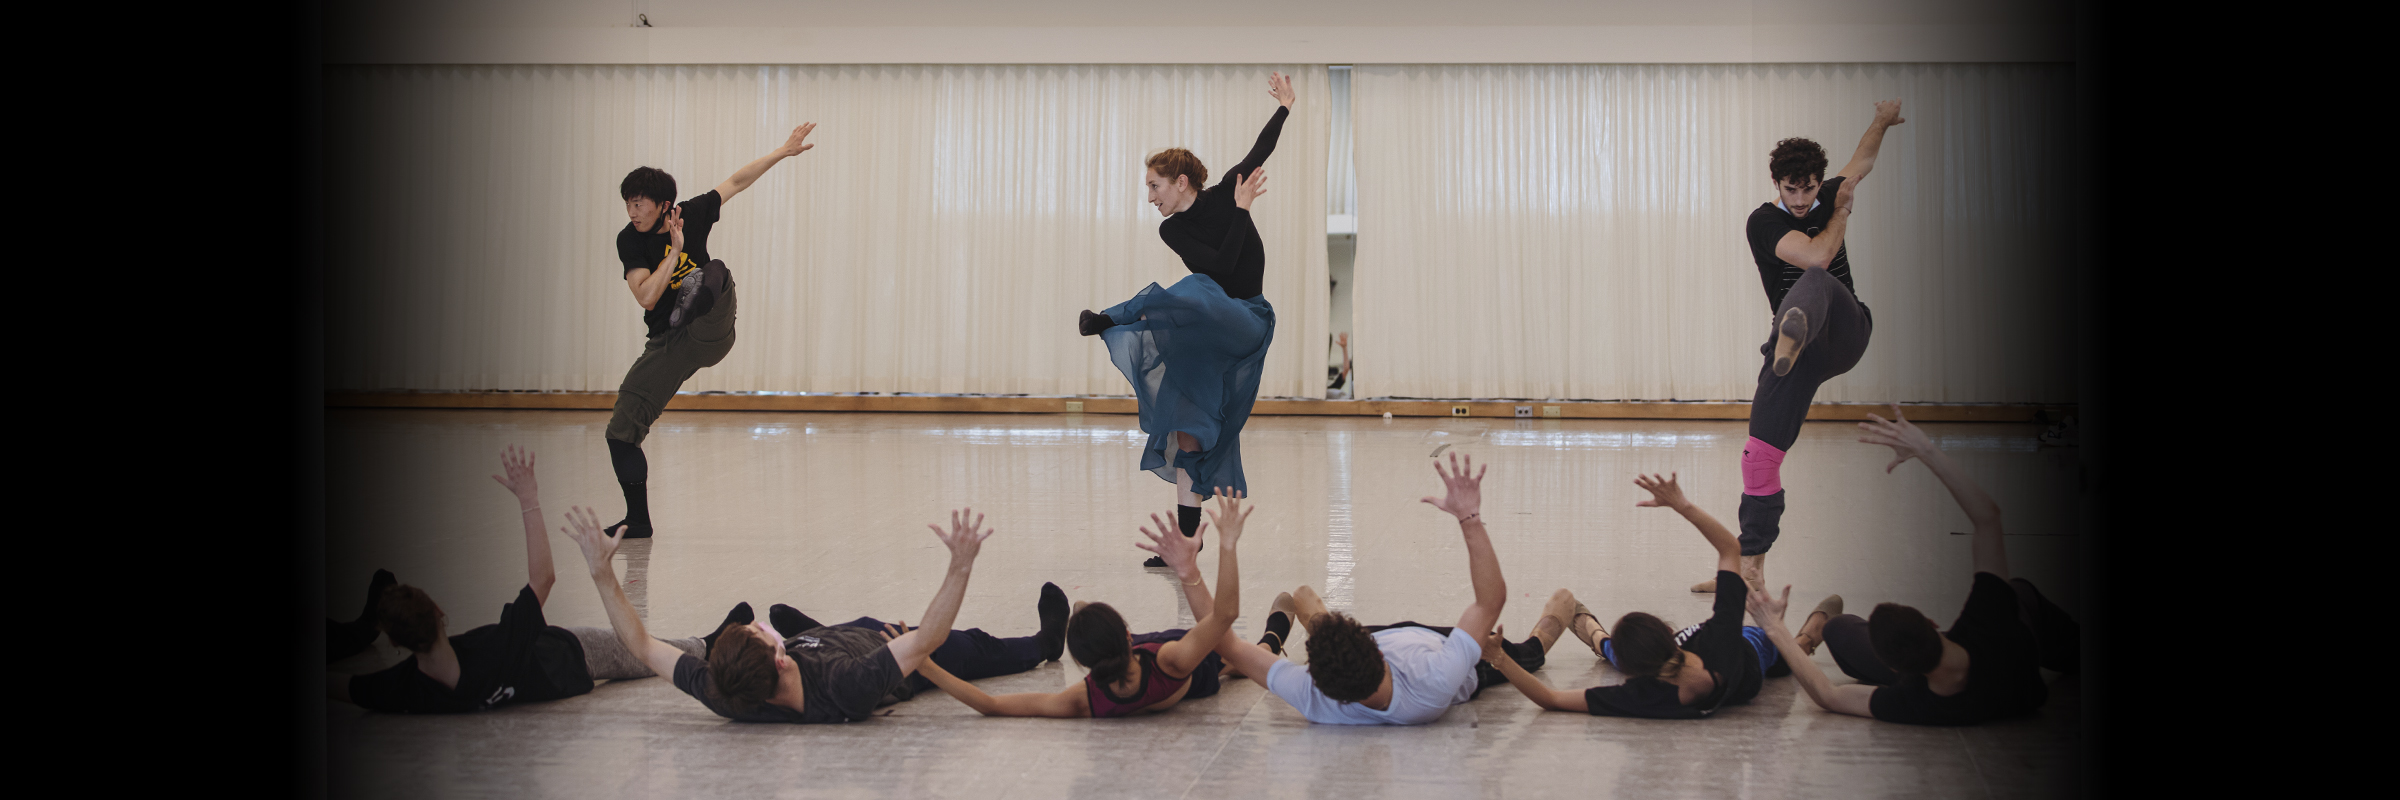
[1859,404,2007,580]
[1750,584,1877,717]
[561,506,686,678]
[714,123,816,205]
[883,509,995,676]
[1142,490,1252,678]
[489,445,556,605]
[1836,99,1906,183]
[1423,453,1506,636]
[1634,472,1739,578]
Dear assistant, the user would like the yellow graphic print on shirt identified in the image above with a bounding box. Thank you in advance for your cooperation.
[660,245,700,290]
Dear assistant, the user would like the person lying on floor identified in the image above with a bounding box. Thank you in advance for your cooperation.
[1478,473,1802,719]
[915,491,1258,718]
[328,447,730,713]
[562,505,1058,723]
[1749,405,2081,725]
[1209,453,1521,725]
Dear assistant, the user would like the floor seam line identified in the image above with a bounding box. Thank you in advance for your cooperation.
[1957,728,1996,800]
[1176,686,1262,800]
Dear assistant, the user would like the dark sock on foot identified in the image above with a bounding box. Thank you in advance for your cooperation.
[702,602,756,656]
[1079,309,1117,336]
[769,604,823,637]
[1036,582,1070,661]
[361,569,396,621]
[607,439,655,538]
[1178,505,1201,538]
[328,569,398,661]
[1259,610,1292,654]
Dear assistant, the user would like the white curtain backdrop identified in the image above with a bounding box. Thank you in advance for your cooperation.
[1349,64,2074,402]
[326,64,1331,397]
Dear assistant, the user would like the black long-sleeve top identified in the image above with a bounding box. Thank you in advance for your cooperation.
[1157,106,1288,301]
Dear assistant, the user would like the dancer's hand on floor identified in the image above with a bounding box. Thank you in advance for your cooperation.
[1632,472,1691,512]
[1858,403,1936,473]
[1749,584,1792,627]
[560,505,625,571]
[490,445,539,506]
[1137,508,1205,578]
[1206,489,1253,550]
[1235,167,1269,210]
[1421,452,1486,522]
[928,508,995,567]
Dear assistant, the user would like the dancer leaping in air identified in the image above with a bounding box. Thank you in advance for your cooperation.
[1080,72,1292,569]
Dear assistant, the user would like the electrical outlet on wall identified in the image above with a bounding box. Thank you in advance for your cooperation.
[1451,405,1469,417]
[1514,406,1532,417]
[1064,401,1084,413]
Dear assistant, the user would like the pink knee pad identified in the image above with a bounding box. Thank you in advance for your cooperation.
[1742,437,1787,496]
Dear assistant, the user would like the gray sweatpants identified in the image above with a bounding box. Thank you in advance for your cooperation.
[569,626,707,681]
[606,284,739,445]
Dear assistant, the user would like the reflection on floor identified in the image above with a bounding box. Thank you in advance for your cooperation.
[327,410,2085,799]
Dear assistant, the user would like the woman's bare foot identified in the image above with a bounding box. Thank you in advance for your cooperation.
[1532,589,1576,652]
[1690,579,1716,593]
[1794,594,1842,655]
[1568,600,1607,656]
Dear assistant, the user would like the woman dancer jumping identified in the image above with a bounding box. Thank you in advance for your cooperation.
[1080,72,1293,568]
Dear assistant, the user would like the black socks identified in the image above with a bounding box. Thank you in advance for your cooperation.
[769,604,823,638]
[1144,504,1207,567]
[1259,610,1292,655]
[327,569,397,662]
[702,602,756,656]
[1078,309,1117,336]
[606,438,655,539]
[1036,582,1069,662]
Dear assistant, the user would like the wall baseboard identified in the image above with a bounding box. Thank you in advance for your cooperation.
[325,392,2070,422]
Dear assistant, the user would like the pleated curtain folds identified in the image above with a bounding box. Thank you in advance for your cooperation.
[1348,64,2077,403]
[326,64,1332,398]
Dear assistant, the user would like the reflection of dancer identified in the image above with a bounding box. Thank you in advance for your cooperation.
[1698,100,1904,593]
[1080,72,1293,568]
[917,493,1258,718]
[1749,408,2080,724]
[604,123,815,539]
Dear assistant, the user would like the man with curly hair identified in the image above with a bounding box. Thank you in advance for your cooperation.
[1698,99,1906,595]
[1213,453,1522,725]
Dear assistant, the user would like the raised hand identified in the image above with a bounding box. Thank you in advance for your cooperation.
[1137,507,1205,576]
[560,505,625,571]
[1478,625,1509,666]
[666,205,686,250]
[1857,403,1937,473]
[1873,98,1906,127]
[1268,71,1296,108]
[781,122,818,157]
[1631,472,1690,511]
[1835,175,1860,213]
[1205,489,1254,550]
[1420,452,1487,521]
[490,445,539,506]
[1749,583,1793,626]
[926,508,996,565]
[1235,167,1270,210]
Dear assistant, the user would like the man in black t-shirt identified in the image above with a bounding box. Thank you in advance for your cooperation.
[601,122,816,540]
[1749,406,2081,726]
[1698,100,1906,596]
[561,504,1027,724]
[327,447,736,713]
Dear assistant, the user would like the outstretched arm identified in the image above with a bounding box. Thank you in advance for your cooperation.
[561,506,687,677]
[1481,627,1587,712]
[913,651,1087,718]
[1835,99,1906,183]
[1633,472,1739,576]
[1423,453,1505,635]
[1751,584,1877,717]
[1152,491,1253,676]
[1221,73,1294,186]
[713,122,816,205]
[1859,404,2006,579]
[885,509,995,675]
[490,445,556,604]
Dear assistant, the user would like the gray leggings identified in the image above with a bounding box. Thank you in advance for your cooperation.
[569,626,706,681]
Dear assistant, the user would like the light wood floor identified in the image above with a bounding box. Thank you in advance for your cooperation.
[326,409,2085,799]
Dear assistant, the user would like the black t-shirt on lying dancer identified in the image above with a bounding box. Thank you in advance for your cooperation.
[669,624,907,724]
[1870,572,2048,726]
[616,189,724,338]
[347,585,594,713]
[1583,571,1764,719]
[1743,175,1857,313]
[1157,106,1288,301]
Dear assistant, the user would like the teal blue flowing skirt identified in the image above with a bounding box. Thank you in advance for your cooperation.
[1099,274,1275,499]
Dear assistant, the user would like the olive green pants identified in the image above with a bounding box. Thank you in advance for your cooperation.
[606,285,738,445]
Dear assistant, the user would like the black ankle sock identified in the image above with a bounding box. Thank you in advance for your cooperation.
[361,569,396,622]
[1260,610,1293,654]
[1036,582,1070,662]
[769,604,823,637]
[702,602,756,656]
[1079,309,1117,336]
[607,439,655,537]
[1177,505,1201,538]
[328,569,398,661]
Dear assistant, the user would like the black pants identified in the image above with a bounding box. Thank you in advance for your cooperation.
[1739,268,1874,556]
[1822,578,2081,686]
[831,616,1045,697]
[1366,621,1544,697]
